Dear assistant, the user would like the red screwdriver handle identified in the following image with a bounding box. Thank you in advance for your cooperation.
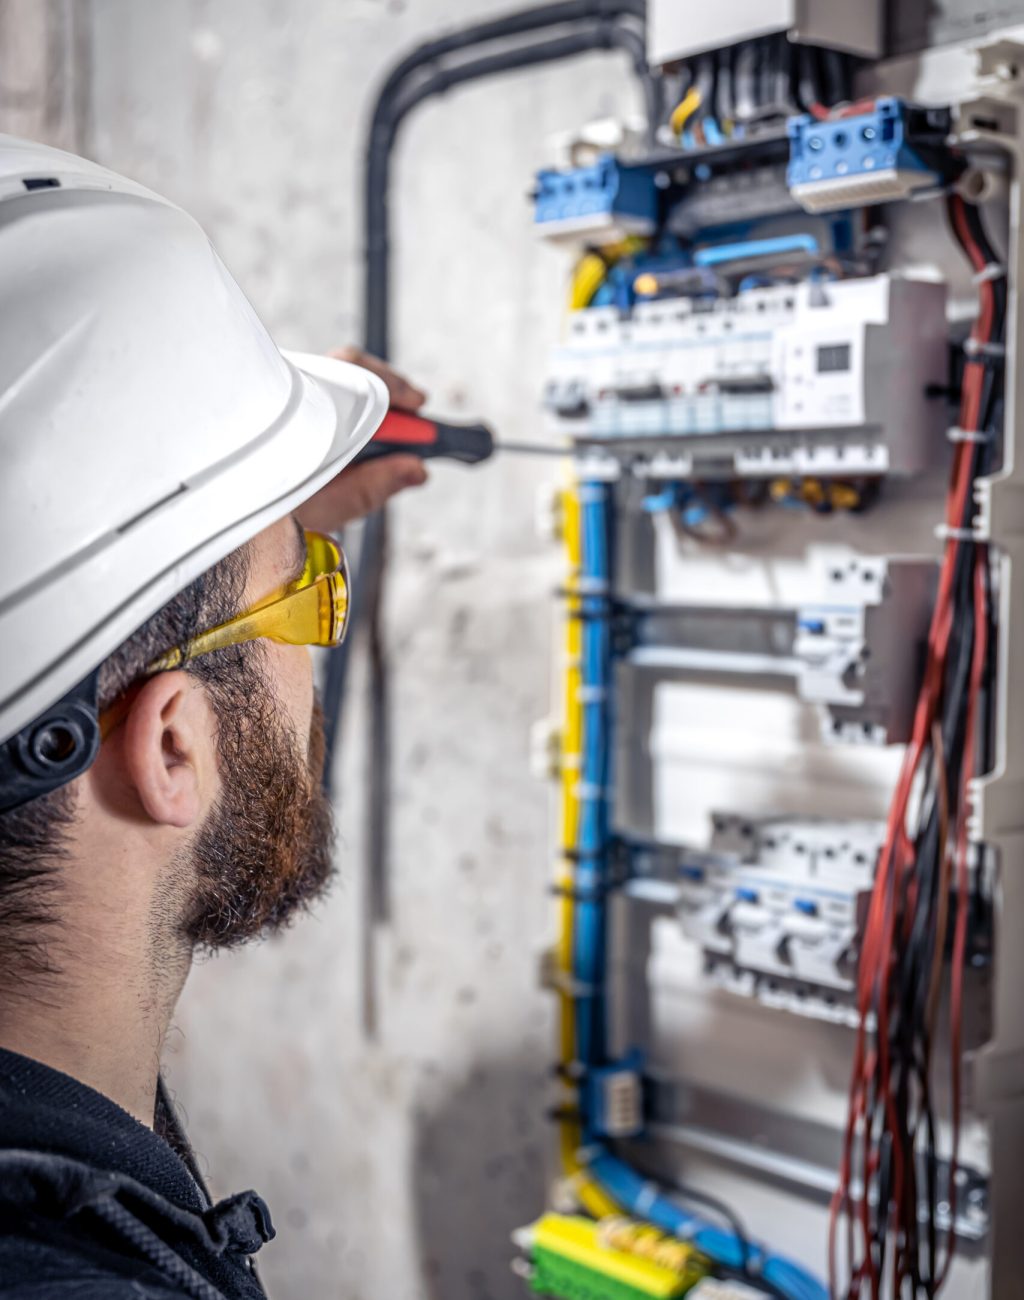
[354,409,495,465]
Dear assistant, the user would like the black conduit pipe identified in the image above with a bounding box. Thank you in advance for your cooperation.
[321,7,656,907]
[322,7,654,790]
[371,0,645,136]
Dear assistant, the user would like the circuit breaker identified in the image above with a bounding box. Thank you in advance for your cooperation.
[546,276,948,476]
[676,814,882,1016]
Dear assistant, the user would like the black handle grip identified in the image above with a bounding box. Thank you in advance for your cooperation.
[354,410,495,466]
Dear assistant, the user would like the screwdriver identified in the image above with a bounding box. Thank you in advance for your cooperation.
[352,408,569,464]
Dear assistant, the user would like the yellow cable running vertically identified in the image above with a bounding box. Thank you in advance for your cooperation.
[556,478,619,1220]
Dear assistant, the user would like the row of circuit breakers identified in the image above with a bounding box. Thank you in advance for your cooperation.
[530,90,976,1026]
[545,276,948,478]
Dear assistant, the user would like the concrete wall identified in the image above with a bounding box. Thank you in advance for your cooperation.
[0,2,639,1297]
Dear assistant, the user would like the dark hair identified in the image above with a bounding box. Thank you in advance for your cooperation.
[0,545,251,980]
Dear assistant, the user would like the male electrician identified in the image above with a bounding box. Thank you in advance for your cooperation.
[0,136,426,1297]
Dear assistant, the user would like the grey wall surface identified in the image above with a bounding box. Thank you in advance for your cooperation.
[0,2,639,1297]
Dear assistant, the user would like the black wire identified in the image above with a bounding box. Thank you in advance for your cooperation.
[892,401,978,1299]
[732,40,757,123]
[795,43,819,112]
[820,47,847,107]
[714,44,733,127]
[865,195,1005,1298]
[691,50,716,133]
[753,38,772,120]
[771,32,793,114]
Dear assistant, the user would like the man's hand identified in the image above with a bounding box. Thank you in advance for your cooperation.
[296,346,429,532]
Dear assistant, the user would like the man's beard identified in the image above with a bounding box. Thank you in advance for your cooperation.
[181,682,335,951]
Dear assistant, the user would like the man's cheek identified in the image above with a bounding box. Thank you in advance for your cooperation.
[308,700,327,780]
[266,644,315,745]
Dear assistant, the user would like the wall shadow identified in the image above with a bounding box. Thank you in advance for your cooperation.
[411,1054,550,1300]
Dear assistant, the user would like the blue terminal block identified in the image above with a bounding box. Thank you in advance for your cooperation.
[533,154,657,244]
[786,97,952,214]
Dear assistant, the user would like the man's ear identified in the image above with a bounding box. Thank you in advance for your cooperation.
[120,673,216,828]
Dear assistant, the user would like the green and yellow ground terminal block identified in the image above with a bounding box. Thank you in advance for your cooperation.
[514,1214,710,1300]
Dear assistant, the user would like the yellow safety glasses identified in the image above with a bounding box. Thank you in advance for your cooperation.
[99,530,349,739]
[149,530,350,673]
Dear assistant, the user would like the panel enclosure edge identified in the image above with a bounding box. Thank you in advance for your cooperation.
[646,0,882,65]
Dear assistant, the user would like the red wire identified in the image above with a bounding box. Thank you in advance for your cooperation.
[938,553,988,1287]
[830,193,994,1297]
[810,98,877,122]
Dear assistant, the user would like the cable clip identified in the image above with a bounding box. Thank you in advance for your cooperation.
[553,1060,587,1082]
[560,974,600,998]
[972,262,1006,285]
[557,846,605,864]
[963,336,1006,360]
[635,1181,660,1219]
[935,523,981,542]
[947,426,994,444]
[550,882,613,903]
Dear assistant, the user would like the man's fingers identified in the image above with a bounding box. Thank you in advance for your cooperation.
[330,346,427,411]
[302,347,430,528]
[295,456,428,532]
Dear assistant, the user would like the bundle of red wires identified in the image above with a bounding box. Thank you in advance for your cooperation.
[829,193,1002,1299]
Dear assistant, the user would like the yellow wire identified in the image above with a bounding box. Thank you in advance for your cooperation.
[555,476,621,1222]
[570,254,610,311]
[669,86,702,138]
[569,237,650,312]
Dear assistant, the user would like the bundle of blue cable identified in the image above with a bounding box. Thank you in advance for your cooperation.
[572,480,828,1300]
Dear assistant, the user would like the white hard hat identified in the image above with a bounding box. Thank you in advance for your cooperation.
[0,135,388,777]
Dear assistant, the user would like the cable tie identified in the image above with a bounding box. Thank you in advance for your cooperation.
[947,426,994,444]
[577,485,608,504]
[577,685,608,704]
[548,970,599,998]
[558,586,616,609]
[574,783,607,803]
[557,846,605,863]
[635,1181,660,1218]
[550,883,613,903]
[553,1060,587,1082]
[574,577,611,595]
[547,1105,582,1125]
[963,336,1005,360]
[972,262,1005,285]
[575,1143,603,1166]
[565,606,615,625]
[936,523,981,542]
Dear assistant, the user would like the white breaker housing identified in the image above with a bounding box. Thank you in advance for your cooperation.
[676,813,885,1025]
[629,554,936,745]
[545,275,949,478]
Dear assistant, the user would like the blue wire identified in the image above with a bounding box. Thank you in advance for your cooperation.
[570,482,827,1300]
[574,484,610,1067]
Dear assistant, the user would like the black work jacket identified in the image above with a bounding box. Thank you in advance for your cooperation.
[0,1048,273,1298]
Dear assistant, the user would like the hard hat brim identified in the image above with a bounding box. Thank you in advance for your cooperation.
[0,352,388,745]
